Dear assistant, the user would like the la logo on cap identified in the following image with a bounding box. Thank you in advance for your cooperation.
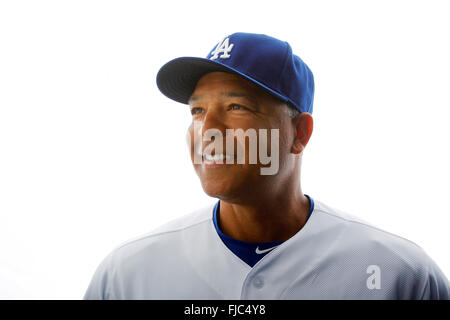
[210,37,234,60]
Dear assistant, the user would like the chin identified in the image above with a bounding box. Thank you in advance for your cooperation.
[200,178,242,201]
[194,164,262,200]
[201,180,231,198]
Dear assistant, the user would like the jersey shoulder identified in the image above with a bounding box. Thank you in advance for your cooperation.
[83,202,216,299]
[315,199,422,247]
[313,199,450,299]
[111,202,215,257]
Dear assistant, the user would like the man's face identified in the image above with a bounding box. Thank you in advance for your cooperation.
[187,72,296,203]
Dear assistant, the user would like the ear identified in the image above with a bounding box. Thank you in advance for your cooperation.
[290,112,313,154]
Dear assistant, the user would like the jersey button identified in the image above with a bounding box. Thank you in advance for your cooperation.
[253,276,264,289]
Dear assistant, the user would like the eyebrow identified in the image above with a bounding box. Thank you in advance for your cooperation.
[188,91,257,105]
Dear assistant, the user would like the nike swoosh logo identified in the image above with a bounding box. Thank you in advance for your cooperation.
[255,245,279,255]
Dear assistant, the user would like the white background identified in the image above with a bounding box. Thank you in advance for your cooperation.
[1,0,449,299]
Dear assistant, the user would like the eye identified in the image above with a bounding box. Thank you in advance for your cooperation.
[229,104,247,111]
[190,107,203,116]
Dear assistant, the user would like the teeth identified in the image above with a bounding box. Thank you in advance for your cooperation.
[204,154,232,162]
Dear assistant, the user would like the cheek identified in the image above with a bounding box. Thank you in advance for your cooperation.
[188,121,206,156]
[257,121,288,153]
[187,125,205,168]
[277,128,291,151]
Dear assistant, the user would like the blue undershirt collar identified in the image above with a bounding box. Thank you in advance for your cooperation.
[212,194,315,267]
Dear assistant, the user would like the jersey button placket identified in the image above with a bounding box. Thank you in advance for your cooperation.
[253,276,264,289]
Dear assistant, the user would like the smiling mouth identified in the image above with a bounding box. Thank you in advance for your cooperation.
[204,153,232,162]
[196,152,236,165]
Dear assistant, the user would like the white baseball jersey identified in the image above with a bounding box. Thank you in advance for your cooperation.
[83,199,450,299]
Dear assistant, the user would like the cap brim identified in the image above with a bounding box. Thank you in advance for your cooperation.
[156,57,290,106]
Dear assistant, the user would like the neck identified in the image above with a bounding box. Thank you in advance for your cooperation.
[218,176,310,243]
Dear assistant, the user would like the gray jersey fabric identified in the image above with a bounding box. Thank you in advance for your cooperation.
[83,199,450,299]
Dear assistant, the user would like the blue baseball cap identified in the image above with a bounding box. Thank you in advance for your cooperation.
[156,32,314,114]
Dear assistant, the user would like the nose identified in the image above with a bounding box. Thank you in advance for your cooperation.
[200,107,227,139]
[190,106,229,159]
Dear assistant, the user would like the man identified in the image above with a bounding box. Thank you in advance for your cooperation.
[84,32,450,299]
